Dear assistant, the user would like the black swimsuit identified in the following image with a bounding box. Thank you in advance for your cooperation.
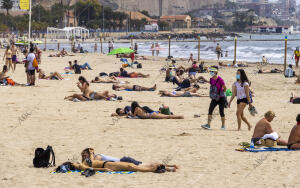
[102,161,109,168]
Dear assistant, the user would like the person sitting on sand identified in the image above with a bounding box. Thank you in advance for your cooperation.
[290,92,300,104]
[81,148,178,172]
[91,76,129,84]
[59,48,69,57]
[0,65,21,86]
[188,61,199,79]
[258,68,282,74]
[38,69,63,80]
[118,68,149,78]
[287,114,300,149]
[64,76,119,101]
[0,65,9,80]
[285,64,296,78]
[165,66,174,82]
[251,111,287,146]
[131,101,183,119]
[112,84,156,91]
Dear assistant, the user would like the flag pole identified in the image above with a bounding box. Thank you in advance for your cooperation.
[28,0,32,48]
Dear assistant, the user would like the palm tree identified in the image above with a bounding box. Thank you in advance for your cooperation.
[1,0,13,15]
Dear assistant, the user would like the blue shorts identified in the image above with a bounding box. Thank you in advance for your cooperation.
[189,72,196,76]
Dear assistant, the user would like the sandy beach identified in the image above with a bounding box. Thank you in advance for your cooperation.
[0,49,300,188]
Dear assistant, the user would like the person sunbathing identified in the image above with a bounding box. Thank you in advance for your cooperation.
[258,68,282,74]
[287,114,300,149]
[64,76,119,101]
[112,104,172,117]
[80,148,178,172]
[57,158,176,173]
[159,90,207,97]
[38,69,63,80]
[251,111,287,146]
[290,92,300,104]
[119,68,149,78]
[131,101,184,119]
[91,76,129,84]
[112,84,156,91]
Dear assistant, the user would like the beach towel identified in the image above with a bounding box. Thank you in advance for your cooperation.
[51,170,135,174]
[236,147,300,152]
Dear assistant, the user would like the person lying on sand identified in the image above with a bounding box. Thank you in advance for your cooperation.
[251,111,287,146]
[112,84,156,91]
[112,104,173,117]
[57,158,176,173]
[91,76,129,84]
[135,55,149,60]
[287,114,300,150]
[119,68,149,78]
[64,76,119,101]
[131,101,184,119]
[159,90,208,97]
[290,92,300,104]
[258,68,282,74]
[81,148,178,172]
[38,69,63,80]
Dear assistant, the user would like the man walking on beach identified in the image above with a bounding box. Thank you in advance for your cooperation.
[216,43,222,61]
[294,47,300,68]
[26,48,38,86]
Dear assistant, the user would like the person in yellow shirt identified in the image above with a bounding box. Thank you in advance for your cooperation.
[294,47,300,68]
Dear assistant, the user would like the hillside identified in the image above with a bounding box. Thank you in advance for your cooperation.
[36,0,225,16]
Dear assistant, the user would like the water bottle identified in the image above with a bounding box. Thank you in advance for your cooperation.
[250,141,254,149]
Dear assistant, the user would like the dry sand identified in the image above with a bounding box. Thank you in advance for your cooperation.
[0,49,300,188]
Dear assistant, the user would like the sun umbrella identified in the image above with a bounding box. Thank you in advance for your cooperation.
[108,48,134,55]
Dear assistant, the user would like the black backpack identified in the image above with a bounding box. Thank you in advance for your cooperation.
[74,64,81,74]
[33,145,55,168]
[137,63,142,69]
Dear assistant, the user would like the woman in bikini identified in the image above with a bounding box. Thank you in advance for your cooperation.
[3,46,13,71]
[91,76,129,84]
[64,76,119,101]
[112,84,156,91]
[131,101,184,119]
[38,69,64,80]
[79,148,178,172]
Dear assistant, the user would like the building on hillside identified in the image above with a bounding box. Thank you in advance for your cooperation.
[122,11,158,24]
[249,25,293,33]
[160,15,191,28]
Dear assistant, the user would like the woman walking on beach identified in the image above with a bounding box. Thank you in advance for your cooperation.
[202,67,227,130]
[228,69,252,131]
[3,46,13,72]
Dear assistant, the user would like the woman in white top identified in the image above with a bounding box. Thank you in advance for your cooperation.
[228,69,252,131]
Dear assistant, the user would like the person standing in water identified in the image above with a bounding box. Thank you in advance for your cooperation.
[216,43,222,61]
[151,43,155,56]
[155,43,160,56]
[228,69,253,131]
[294,47,300,68]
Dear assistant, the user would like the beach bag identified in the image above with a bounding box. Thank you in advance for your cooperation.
[109,72,119,77]
[6,78,15,86]
[33,58,38,68]
[99,72,108,77]
[210,77,225,101]
[137,63,142,69]
[33,145,55,168]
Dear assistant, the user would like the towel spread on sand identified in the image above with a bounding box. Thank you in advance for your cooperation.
[236,147,300,152]
[51,170,135,174]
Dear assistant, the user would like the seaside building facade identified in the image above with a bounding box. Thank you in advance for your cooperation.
[160,15,191,29]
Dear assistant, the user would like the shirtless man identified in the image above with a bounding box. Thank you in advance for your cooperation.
[112,84,156,91]
[0,65,9,80]
[252,111,287,146]
[287,114,300,149]
[11,44,18,71]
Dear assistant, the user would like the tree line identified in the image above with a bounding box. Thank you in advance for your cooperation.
[0,0,169,33]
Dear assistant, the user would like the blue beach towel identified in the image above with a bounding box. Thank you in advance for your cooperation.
[245,147,300,152]
[51,170,135,174]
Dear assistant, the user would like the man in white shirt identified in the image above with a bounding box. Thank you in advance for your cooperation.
[285,64,295,78]
[26,48,37,86]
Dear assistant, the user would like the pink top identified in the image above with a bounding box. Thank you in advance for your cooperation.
[210,76,225,92]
